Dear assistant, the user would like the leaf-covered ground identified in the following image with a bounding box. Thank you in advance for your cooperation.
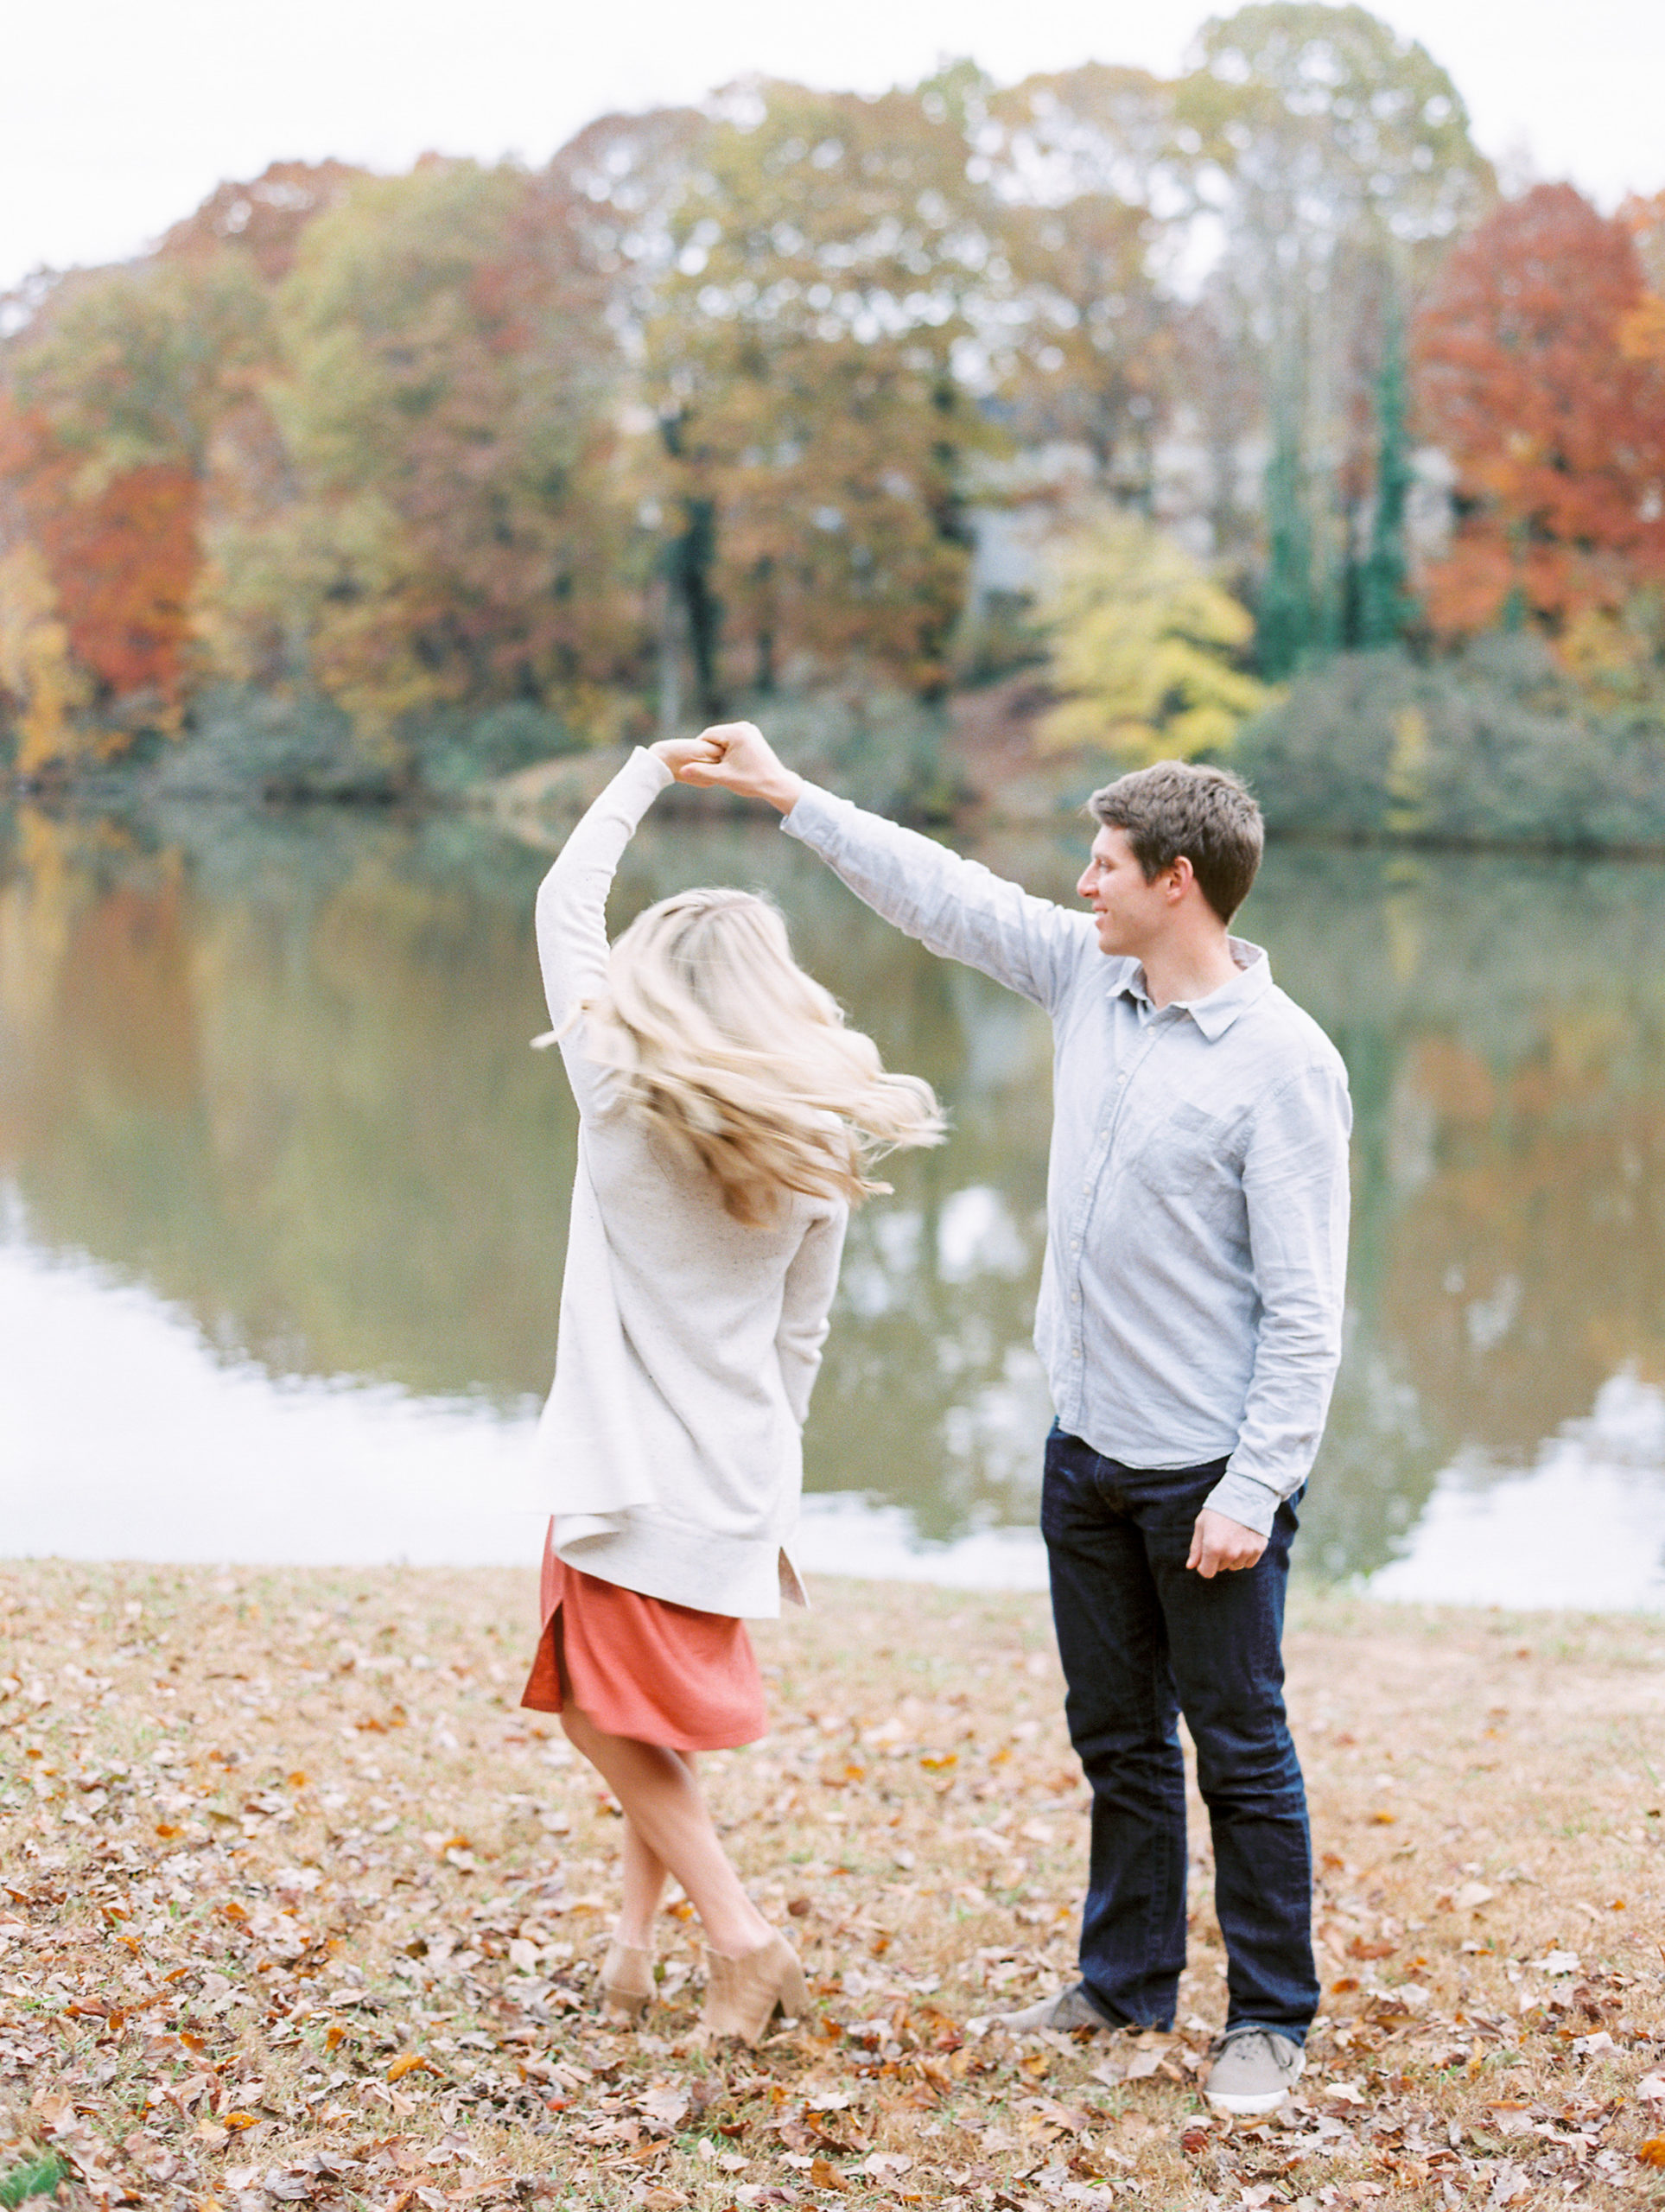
[4,1565,1665,2210]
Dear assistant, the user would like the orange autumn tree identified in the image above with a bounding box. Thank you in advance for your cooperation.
[1413,182,1665,637]
[1,251,271,744]
[0,164,353,765]
[642,79,1001,708]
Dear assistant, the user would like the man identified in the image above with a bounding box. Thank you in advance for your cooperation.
[684,722,1350,2117]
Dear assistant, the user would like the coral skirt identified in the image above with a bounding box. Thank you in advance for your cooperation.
[518,1518,767,1751]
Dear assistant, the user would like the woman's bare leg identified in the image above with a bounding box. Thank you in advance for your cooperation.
[562,1706,770,1956]
[617,1814,670,1948]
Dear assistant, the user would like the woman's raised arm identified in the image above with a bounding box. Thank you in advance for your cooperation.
[532,739,716,1037]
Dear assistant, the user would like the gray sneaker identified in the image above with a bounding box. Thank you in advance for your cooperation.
[1203,2025,1305,2114]
[989,1982,1111,2034]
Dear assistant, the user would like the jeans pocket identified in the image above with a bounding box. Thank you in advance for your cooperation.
[1040,1429,1091,1541]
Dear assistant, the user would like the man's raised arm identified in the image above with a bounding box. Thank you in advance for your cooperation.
[682,721,1093,1015]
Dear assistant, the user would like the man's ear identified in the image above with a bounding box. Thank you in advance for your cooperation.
[1166,855,1196,900]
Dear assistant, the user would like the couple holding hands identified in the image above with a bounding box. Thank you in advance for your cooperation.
[518,721,1350,2118]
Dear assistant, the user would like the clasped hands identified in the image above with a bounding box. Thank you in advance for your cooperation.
[650,723,804,813]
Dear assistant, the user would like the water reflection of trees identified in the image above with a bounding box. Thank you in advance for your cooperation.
[1255,847,1665,1577]
[7,809,1665,1576]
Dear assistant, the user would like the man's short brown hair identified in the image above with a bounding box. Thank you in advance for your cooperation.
[1088,760,1264,925]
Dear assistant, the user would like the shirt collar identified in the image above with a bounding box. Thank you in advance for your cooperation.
[1110,938,1272,1040]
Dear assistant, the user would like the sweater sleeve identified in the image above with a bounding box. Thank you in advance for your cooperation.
[532,748,674,1112]
[776,1204,848,1427]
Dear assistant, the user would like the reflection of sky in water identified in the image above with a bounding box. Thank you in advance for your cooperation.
[1369,1374,1665,1611]
[3,1201,1048,1581]
[9,1200,1665,1611]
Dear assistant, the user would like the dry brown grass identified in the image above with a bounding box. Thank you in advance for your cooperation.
[4,1564,1665,2210]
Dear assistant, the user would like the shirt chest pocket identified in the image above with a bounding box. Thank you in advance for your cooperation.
[1130,1100,1243,1224]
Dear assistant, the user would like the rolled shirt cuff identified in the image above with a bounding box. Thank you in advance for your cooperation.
[779,780,835,839]
[1202,1470,1282,1539]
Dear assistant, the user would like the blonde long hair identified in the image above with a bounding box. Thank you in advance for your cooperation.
[562,887,944,1224]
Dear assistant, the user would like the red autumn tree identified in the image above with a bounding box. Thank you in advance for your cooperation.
[1,250,272,722]
[27,455,201,705]
[1414,182,1665,635]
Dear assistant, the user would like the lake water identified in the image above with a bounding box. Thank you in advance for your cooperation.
[6,791,1665,1610]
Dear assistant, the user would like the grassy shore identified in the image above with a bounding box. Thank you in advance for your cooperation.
[3,1566,1665,2210]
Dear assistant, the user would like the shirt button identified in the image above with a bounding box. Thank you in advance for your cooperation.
[1071,1290,1080,1303]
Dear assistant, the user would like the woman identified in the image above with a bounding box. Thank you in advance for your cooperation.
[519,737,942,2044]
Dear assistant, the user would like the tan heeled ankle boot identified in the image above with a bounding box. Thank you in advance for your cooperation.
[600,1937,654,2022]
[700,1930,811,2044]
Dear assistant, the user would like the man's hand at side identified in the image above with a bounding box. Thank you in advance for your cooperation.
[1186,1509,1267,1578]
[678,721,804,815]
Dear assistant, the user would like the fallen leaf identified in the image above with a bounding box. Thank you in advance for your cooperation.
[1454,1881,1496,1912]
[862,2152,913,2179]
[810,2155,848,2190]
[1347,1936,1395,1960]
[1527,1950,1579,1976]
[640,2082,691,2129]
[1640,2139,1665,2168]
[387,2052,438,2082]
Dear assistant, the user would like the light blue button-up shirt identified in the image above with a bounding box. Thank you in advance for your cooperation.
[784,784,1352,1535]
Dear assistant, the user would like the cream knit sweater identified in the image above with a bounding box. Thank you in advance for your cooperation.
[531,748,847,1618]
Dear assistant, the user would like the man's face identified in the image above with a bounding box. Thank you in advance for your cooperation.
[1076,824,1170,958]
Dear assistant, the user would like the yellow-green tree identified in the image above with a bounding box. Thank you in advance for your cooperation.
[1037,512,1272,760]
[0,538,92,773]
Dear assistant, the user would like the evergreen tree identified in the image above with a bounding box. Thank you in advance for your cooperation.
[1358,290,1414,648]
[1258,398,1312,678]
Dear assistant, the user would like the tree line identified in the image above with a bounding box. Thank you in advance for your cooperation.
[2,1,1663,787]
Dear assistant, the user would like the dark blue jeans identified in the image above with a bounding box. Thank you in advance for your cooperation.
[1040,1425,1318,2042]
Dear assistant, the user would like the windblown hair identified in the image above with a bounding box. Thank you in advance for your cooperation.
[571,887,944,1225]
